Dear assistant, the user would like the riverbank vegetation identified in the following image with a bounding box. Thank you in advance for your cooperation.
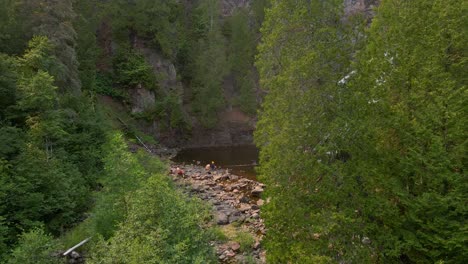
[255,0,466,263]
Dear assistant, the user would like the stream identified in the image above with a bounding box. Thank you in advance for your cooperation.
[172,145,259,180]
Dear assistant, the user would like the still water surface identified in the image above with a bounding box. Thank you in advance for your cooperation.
[172,145,259,180]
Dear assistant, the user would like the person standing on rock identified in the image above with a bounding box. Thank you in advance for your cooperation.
[210,161,217,170]
[175,167,185,177]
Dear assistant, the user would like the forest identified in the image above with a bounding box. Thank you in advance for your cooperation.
[0,0,466,263]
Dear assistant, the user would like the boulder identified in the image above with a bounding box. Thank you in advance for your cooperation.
[251,187,264,197]
[362,236,371,245]
[253,240,261,250]
[214,174,230,181]
[224,249,236,258]
[229,212,242,223]
[229,242,241,252]
[239,195,250,203]
[238,204,251,212]
[217,212,229,225]
[129,87,156,114]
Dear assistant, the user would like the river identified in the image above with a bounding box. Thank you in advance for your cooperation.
[172,145,259,180]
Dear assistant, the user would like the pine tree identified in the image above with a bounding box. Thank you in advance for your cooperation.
[256,0,466,262]
[345,0,467,262]
[228,8,256,114]
[16,0,81,93]
[255,0,368,262]
[191,0,227,128]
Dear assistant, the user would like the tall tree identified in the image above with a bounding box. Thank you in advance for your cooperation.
[106,0,184,58]
[16,0,81,93]
[256,0,466,262]
[344,0,467,262]
[228,8,256,114]
[191,0,227,128]
[255,0,368,262]
[73,0,101,91]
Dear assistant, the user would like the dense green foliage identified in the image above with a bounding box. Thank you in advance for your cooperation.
[0,36,107,261]
[7,228,62,264]
[227,9,257,114]
[62,133,217,263]
[186,0,267,126]
[107,0,184,58]
[190,0,228,127]
[71,0,261,129]
[112,47,156,91]
[0,1,228,262]
[256,0,466,263]
[88,136,216,263]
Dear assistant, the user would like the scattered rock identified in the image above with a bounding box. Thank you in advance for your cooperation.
[217,212,229,225]
[251,187,264,197]
[214,174,230,181]
[169,164,265,263]
[239,196,250,203]
[362,236,371,245]
[229,212,242,223]
[70,251,80,259]
[253,240,261,250]
[224,249,236,258]
[229,241,241,252]
[239,204,251,212]
[191,184,202,192]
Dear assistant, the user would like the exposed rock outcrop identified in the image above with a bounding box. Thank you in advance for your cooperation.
[129,86,156,114]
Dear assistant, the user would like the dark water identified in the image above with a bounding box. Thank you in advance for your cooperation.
[172,145,259,180]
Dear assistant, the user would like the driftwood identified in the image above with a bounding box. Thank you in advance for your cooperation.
[116,117,152,153]
[63,237,91,256]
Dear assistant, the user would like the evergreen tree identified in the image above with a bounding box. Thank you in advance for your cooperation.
[255,0,368,262]
[228,8,256,114]
[7,228,61,264]
[16,0,81,92]
[0,35,107,260]
[0,53,17,120]
[344,0,467,262]
[191,0,227,128]
[73,0,101,91]
[107,0,183,58]
[255,0,466,262]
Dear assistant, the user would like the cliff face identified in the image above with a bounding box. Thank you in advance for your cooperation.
[96,0,380,148]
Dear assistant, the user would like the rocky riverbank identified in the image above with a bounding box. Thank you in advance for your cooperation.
[169,164,266,263]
